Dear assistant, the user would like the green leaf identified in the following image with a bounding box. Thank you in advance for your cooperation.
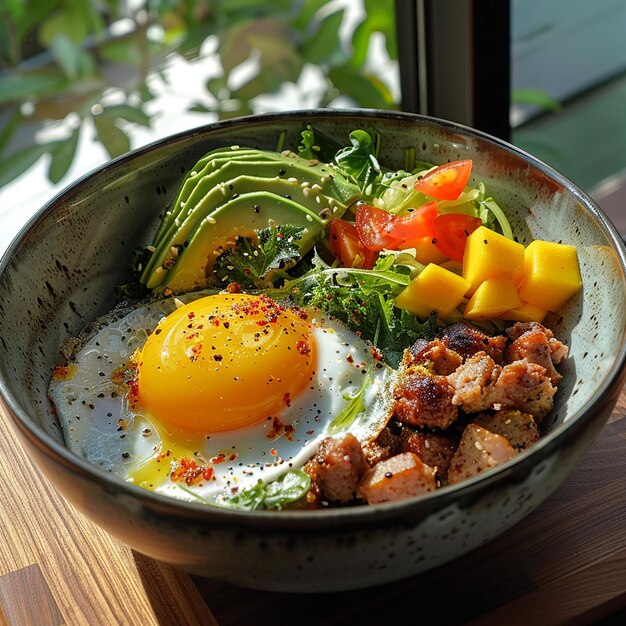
[2,0,24,19]
[301,8,344,65]
[290,0,329,30]
[99,38,144,67]
[351,0,397,66]
[93,112,131,158]
[327,64,394,109]
[263,470,311,509]
[0,143,49,188]
[0,106,22,155]
[0,72,67,105]
[328,372,371,434]
[296,124,344,163]
[205,76,229,99]
[213,224,306,288]
[38,6,90,47]
[223,470,311,511]
[219,18,302,83]
[104,104,151,127]
[48,128,80,184]
[13,1,55,42]
[334,129,382,193]
[187,101,216,114]
[218,100,254,120]
[511,88,562,112]
[50,34,86,80]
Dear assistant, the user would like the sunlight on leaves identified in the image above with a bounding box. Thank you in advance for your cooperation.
[0,0,400,192]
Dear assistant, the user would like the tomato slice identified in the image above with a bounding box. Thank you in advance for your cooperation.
[385,201,438,248]
[355,204,397,251]
[329,218,377,269]
[414,159,473,201]
[432,213,482,263]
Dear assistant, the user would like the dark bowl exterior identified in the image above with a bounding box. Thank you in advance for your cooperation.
[1,110,625,591]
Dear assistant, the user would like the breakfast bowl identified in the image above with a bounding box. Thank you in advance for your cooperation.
[1,109,625,592]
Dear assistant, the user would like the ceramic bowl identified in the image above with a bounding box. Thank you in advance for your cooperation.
[1,110,625,592]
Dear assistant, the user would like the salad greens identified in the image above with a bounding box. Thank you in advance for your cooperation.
[128,124,515,363]
[212,224,307,289]
[283,254,438,368]
[219,469,311,511]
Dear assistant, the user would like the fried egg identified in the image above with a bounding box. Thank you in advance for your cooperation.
[48,292,395,506]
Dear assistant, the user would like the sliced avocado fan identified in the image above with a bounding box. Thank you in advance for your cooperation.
[141,146,361,293]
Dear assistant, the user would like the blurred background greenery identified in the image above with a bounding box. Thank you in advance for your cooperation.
[0,0,398,190]
[2,0,626,239]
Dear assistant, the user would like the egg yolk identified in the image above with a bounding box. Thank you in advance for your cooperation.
[136,294,316,432]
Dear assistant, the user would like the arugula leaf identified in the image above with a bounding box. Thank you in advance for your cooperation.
[222,469,311,511]
[287,256,437,367]
[263,470,311,509]
[297,124,318,160]
[475,182,514,239]
[212,224,306,289]
[334,129,382,195]
[328,371,372,434]
[116,246,151,301]
[297,124,344,162]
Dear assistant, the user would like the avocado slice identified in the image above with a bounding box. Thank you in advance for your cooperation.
[156,150,357,245]
[141,161,356,288]
[152,149,285,247]
[142,173,348,289]
[161,191,326,293]
[141,148,360,290]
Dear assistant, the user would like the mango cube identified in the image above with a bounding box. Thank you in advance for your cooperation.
[518,240,582,312]
[410,236,449,265]
[396,263,470,319]
[464,272,521,319]
[500,301,547,323]
[463,226,525,295]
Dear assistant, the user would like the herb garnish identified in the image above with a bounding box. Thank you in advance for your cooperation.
[212,224,307,289]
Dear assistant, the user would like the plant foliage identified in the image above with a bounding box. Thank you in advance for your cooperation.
[0,0,399,190]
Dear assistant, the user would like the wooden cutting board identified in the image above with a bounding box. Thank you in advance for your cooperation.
[1,390,625,626]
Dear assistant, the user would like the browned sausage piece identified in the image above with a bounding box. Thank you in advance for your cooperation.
[505,322,565,384]
[447,351,501,413]
[358,452,436,504]
[393,369,458,429]
[447,423,516,485]
[473,409,540,451]
[400,428,459,480]
[305,433,369,503]
[439,321,507,363]
[404,338,463,375]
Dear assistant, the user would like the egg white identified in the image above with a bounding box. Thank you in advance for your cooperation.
[48,293,396,506]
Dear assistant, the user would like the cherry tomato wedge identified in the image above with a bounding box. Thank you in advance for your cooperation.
[432,213,482,263]
[355,204,397,251]
[385,201,438,248]
[329,218,377,269]
[414,159,473,201]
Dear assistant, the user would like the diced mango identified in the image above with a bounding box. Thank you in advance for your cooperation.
[462,226,525,295]
[517,240,582,312]
[408,236,449,265]
[500,301,547,323]
[464,272,521,319]
[396,263,470,319]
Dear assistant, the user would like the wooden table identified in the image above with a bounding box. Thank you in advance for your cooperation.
[1,391,625,626]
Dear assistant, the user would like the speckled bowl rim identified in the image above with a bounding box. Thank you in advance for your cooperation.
[2,108,626,530]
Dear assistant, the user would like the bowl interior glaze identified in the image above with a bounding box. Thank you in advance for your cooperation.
[1,110,625,590]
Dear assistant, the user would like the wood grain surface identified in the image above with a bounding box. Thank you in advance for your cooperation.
[1,391,625,626]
